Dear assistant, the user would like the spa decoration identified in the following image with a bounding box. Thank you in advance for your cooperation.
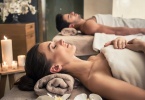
[12,60,17,69]
[17,55,26,67]
[0,0,37,22]
[1,36,13,67]
[2,61,8,71]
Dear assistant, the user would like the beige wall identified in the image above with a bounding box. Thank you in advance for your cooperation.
[113,0,145,19]
[84,0,113,19]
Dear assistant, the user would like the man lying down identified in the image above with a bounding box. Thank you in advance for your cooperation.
[56,12,145,35]
[15,37,145,100]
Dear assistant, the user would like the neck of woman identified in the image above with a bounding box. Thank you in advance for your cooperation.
[62,56,93,79]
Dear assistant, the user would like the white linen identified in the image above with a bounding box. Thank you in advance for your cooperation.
[93,14,145,51]
[53,34,97,56]
[101,45,145,89]
[93,33,145,51]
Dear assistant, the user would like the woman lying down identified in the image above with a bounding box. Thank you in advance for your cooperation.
[16,37,145,100]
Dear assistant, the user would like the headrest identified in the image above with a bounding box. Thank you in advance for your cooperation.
[58,28,79,36]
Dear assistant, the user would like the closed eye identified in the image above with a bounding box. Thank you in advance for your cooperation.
[53,45,57,49]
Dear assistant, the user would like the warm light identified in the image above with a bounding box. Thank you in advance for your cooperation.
[4,36,7,40]
[3,61,7,65]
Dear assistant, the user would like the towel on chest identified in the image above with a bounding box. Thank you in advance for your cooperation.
[101,45,145,89]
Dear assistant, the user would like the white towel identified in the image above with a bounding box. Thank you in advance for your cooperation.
[101,45,145,89]
[93,33,145,51]
[93,14,145,51]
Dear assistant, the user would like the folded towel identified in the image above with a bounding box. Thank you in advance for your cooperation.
[34,73,75,96]
[58,28,78,36]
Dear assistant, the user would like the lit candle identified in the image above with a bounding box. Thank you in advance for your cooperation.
[2,61,8,71]
[18,55,26,67]
[12,61,17,69]
[1,36,13,66]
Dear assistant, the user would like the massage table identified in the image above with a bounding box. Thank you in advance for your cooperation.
[52,34,98,59]
[1,85,91,100]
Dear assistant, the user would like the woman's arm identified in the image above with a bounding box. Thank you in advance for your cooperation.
[88,74,145,100]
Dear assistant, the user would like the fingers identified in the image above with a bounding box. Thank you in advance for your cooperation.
[116,40,127,49]
[113,40,118,49]
[104,39,127,49]
[104,41,112,47]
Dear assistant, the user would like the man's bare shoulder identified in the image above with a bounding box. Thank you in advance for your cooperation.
[82,18,100,34]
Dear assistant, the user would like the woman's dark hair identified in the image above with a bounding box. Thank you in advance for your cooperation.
[56,14,70,32]
[15,44,52,91]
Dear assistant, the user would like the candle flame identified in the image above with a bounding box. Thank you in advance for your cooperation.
[4,36,7,40]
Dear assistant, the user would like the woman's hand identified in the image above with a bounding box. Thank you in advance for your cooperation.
[126,38,145,52]
[104,37,127,49]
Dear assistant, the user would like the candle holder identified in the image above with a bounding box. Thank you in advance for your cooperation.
[18,55,26,67]
[12,61,18,70]
[2,62,8,71]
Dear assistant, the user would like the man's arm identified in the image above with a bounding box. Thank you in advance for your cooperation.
[88,74,145,100]
[126,38,145,53]
[84,20,143,35]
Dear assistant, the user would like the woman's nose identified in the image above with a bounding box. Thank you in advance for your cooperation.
[58,39,64,45]
[70,11,74,15]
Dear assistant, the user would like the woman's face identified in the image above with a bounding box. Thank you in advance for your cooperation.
[38,39,76,64]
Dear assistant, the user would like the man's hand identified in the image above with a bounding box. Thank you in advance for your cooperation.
[141,28,145,34]
[104,37,127,49]
[126,38,145,52]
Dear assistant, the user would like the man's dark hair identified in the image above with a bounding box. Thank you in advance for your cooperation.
[56,14,70,32]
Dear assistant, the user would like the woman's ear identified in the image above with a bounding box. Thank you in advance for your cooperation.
[50,64,62,73]
[69,24,75,28]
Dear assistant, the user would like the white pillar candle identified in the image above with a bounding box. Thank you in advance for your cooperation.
[2,61,8,71]
[1,36,13,66]
[18,55,26,67]
[12,61,17,69]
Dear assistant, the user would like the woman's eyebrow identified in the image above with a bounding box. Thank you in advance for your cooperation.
[68,14,70,19]
[48,43,51,51]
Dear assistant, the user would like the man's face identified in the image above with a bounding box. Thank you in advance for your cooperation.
[63,12,82,24]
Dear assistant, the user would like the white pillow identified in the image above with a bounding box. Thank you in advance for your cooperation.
[58,28,78,36]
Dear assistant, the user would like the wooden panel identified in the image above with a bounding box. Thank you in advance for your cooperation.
[26,23,35,34]
[0,23,36,62]
[26,31,36,51]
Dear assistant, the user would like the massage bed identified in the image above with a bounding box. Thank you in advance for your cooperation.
[52,34,97,57]
[1,85,91,100]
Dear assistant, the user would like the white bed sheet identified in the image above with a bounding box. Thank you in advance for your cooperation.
[53,34,97,56]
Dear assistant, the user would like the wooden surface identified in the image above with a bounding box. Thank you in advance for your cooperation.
[0,23,36,62]
[0,66,25,75]
[0,66,25,98]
